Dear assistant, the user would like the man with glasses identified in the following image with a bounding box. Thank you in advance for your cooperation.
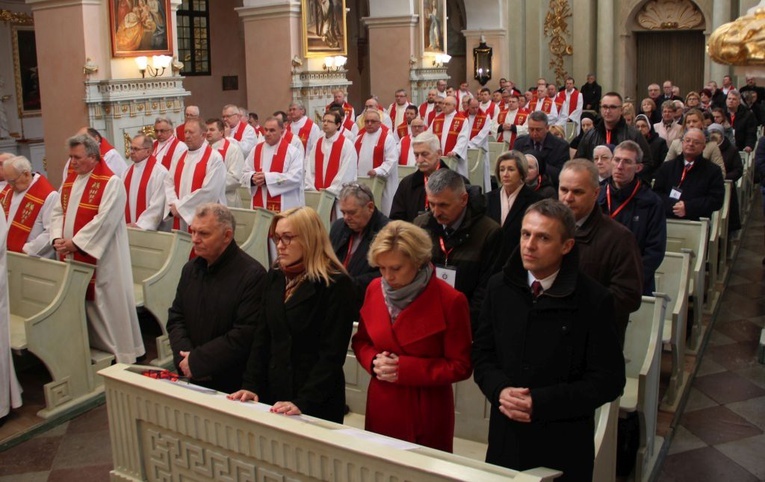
[153,117,188,170]
[495,92,529,149]
[575,92,653,167]
[0,153,12,192]
[598,140,666,294]
[0,155,58,257]
[122,134,168,230]
[398,117,427,166]
[176,105,199,142]
[653,128,724,220]
[429,95,470,176]
[329,183,389,315]
[513,111,570,186]
[356,97,392,130]
[222,104,257,158]
[354,109,398,215]
[305,111,357,198]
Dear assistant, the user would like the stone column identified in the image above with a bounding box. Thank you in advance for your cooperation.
[363,14,418,102]
[596,0,615,92]
[708,0,731,84]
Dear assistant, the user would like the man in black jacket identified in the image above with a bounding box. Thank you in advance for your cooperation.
[329,182,389,315]
[167,203,267,393]
[726,90,758,153]
[580,73,602,111]
[513,111,570,186]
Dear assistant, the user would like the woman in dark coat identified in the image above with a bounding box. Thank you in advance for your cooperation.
[634,114,667,181]
[352,221,472,452]
[486,150,542,272]
[709,123,743,232]
[524,154,557,200]
[229,207,355,423]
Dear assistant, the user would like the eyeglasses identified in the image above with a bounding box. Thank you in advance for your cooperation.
[130,146,148,151]
[601,105,622,110]
[154,128,172,133]
[271,233,298,246]
[222,113,238,119]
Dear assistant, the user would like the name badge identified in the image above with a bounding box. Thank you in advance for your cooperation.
[669,187,682,200]
[435,265,457,288]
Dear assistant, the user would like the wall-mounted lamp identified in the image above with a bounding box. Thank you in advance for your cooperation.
[432,53,452,68]
[323,56,347,71]
[473,36,492,86]
[135,55,173,78]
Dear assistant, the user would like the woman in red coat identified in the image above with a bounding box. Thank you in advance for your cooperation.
[352,221,472,452]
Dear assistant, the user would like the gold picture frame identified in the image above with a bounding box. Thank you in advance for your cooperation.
[421,0,446,54]
[11,25,41,118]
[109,0,173,57]
[301,0,348,58]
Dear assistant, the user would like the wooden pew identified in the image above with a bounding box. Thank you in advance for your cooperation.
[229,207,275,268]
[488,141,506,176]
[305,189,336,231]
[706,208,721,312]
[620,294,668,481]
[7,253,110,418]
[127,228,192,367]
[717,181,733,285]
[356,175,385,208]
[440,155,458,172]
[237,186,252,208]
[467,147,485,193]
[593,400,619,482]
[398,164,417,180]
[665,218,708,353]
[654,251,692,410]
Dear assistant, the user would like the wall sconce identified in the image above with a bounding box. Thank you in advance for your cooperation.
[135,55,173,78]
[473,36,492,86]
[323,56,347,72]
[432,53,451,68]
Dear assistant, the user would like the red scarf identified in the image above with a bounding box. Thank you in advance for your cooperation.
[123,156,158,224]
[419,103,437,126]
[1,175,56,253]
[154,137,182,170]
[469,112,488,139]
[431,113,467,154]
[399,135,412,165]
[232,122,247,142]
[355,126,389,169]
[172,145,213,230]
[60,161,114,300]
[252,139,289,212]
[480,102,496,119]
[315,136,345,189]
[389,102,411,125]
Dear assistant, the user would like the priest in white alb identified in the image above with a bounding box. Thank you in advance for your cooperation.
[554,76,584,136]
[465,98,493,190]
[305,110,358,198]
[75,127,129,178]
[288,102,322,158]
[122,134,168,230]
[354,109,399,216]
[51,134,144,363]
[0,209,23,422]
[152,117,188,170]
[429,95,470,176]
[206,118,244,208]
[222,104,257,158]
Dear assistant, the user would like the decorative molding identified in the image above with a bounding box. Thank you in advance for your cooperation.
[362,15,419,28]
[543,0,573,87]
[236,2,301,21]
[637,0,704,30]
[0,10,33,25]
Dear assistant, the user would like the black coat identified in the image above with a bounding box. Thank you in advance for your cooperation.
[473,246,625,482]
[389,160,462,222]
[167,241,267,393]
[580,81,602,110]
[513,133,571,184]
[241,270,355,423]
[653,156,725,221]
[575,117,655,172]
[718,137,743,232]
[730,104,758,151]
[485,184,542,273]
[329,208,389,315]
[642,131,668,182]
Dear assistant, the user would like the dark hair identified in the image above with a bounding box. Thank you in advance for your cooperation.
[206,118,225,131]
[525,199,576,241]
[324,110,343,125]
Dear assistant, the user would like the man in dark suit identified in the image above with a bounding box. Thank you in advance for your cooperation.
[513,111,570,186]
[653,128,725,221]
[473,199,625,482]
[580,73,602,111]
[726,90,758,153]
[329,182,389,316]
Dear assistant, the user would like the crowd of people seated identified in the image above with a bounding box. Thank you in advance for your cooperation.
[0,72,762,481]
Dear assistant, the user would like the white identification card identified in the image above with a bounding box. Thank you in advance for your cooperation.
[435,265,457,287]
[669,187,682,200]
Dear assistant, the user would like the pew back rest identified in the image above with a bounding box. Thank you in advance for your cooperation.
[7,254,69,321]
[467,148,485,192]
[305,189,336,231]
[440,156,458,171]
[488,142,506,175]
[666,218,708,289]
[624,295,667,381]
[127,228,176,286]
[356,176,385,208]
[398,165,417,180]
[238,186,252,208]
[655,251,691,333]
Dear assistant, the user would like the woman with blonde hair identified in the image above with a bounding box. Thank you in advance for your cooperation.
[352,221,472,452]
[229,207,355,423]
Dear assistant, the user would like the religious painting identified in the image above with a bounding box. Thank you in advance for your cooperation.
[109,0,173,57]
[11,26,41,117]
[301,0,348,57]
[421,0,446,54]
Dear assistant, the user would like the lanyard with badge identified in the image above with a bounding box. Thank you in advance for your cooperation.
[670,163,693,201]
[435,236,457,287]
[606,180,641,218]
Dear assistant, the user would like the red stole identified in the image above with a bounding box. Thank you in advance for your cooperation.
[252,139,289,212]
[355,126,389,169]
[389,102,410,124]
[60,161,114,300]
[154,137,182,169]
[480,102,496,119]
[232,122,247,142]
[172,145,213,230]
[315,135,345,189]
[469,112,488,139]
[295,119,315,150]
[419,103,437,126]
[343,115,354,131]
[253,125,264,137]
[396,122,409,139]
[1,175,56,253]
[99,137,114,158]
[175,124,186,142]
[555,89,580,115]
[399,136,412,166]
[431,113,467,154]
[123,156,158,224]
[217,138,231,160]
[529,97,554,113]
[496,108,529,147]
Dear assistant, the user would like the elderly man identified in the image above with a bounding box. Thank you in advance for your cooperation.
[513,111,570,185]
[419,89,439,126]
[354,109,398,215]
[165,119,226,231]
[205,118,244,207]
[167,203,267,393]
[0,153,11,191]
[466,98,492,189]
[329,183,389,314]
[51,135,144,363]
[581,73,602,111]
[398,117,427,166]
[527,84,559,125]
[429,95,471,176]
[153,116,188,170]
[653,128,725,221]
[326,89,355,120]
[559,159,643,345]
[242,116,303,211]
[414,168,501,327]
[176,105,199,142]
[554,77,584,135]
[387,89,413,131]
[122,134,169,230]
[223,104,257,158]
[472,198,625,481]
[356,97,393,130]
[599,140,666,295]
[0,155,58,257]
[495,92,529,148]
[75,127,128,177]
[305,110,358,197]
[726,89,758,153]
[288,102,322,157]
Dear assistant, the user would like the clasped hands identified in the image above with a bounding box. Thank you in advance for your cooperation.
[373,351,399,383]
[499,387,533,423]
[52,238,78,256]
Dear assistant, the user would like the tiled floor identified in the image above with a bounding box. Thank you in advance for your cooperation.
[0,202,763,481]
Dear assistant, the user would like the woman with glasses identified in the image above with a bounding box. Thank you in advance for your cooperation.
[352,221,472,452]
[229,207,355,423]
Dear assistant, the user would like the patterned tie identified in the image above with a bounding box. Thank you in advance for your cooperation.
[531,280,543,299]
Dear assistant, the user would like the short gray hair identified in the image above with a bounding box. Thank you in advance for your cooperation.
[68,134,101,160]
[154,116,174,127]
[426,168,465,195]
[525,199,576,241]
[561,158,599,189]
[528,110,549,125]
[134,134,154,150]
[411,131,441,153]
[194,203,235,235]
[615,140,644,164]
[4,155,32,175]
[339,182,375,206]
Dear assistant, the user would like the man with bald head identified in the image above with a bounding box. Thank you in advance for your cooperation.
[288,102,322,157]
[419,89,439,127]
[429,95,470,175]
[176,105,199,142]
[653,128,725,220]
[223,104,257,158]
